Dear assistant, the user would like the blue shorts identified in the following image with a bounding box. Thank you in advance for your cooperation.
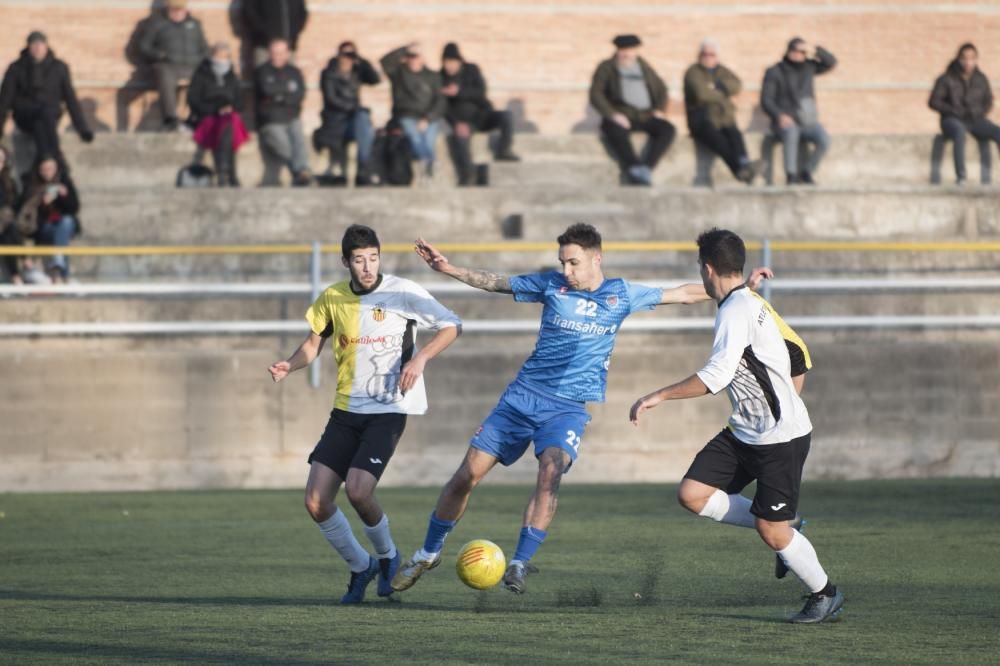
[470,380,592,467]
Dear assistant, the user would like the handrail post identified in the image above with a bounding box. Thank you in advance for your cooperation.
[761,238,773,302]
[309,241,322,389]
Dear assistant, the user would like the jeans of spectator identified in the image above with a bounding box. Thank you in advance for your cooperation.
[779,122,830,176]
[13,106,62,166]
[259,118,310,184]
[153,62,196,124]
[323,110,375,173]
[600,116,676,170]
[690,123,750,177]
[398,117,441,164]
[35,215,76,277]
[447,110,515,183]
[940,116,1000,181]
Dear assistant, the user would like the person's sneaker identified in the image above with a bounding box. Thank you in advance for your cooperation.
[501,561,539,594]
[340,556,379,605]
[390,552,441,592]
[786,173,801,185]
[292,171,313,187]
[956,177,967,186]
[799,171,816,185]
[377,551,401,597]
[494,151,521,162]
[626,165,652,186]
[775,515,806,579]
[789,588,844,624]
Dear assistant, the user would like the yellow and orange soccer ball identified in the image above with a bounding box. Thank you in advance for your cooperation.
[455,539,506,590]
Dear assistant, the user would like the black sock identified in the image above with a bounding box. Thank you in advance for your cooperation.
[817,580,837,597]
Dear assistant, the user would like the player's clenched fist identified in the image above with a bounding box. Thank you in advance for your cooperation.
[269,361,291,383]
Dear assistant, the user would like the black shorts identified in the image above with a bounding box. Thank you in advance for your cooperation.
[307,409,407,481]
[684,428,811,522]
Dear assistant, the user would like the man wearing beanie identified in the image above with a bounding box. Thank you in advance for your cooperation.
[760,37,836,185]
[0,31,93,165]
[139,0,210,132]
[440,42,519,186]
[590,34,675,186]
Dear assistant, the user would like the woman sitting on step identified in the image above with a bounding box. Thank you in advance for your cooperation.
[187,42,249,187]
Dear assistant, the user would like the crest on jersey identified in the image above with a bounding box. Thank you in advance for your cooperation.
[372,303,386,322]
[558,286,568,294]
[606,295,619,307]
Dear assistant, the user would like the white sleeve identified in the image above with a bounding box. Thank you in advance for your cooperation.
[402,281,462,331]
[696,306,752,395]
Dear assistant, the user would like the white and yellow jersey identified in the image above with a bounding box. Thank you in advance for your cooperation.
[305,274,461,415]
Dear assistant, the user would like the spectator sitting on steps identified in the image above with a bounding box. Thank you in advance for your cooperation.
[440,42,520,187]
[255,39,312,187]
[0,145,25,284]
[188,42,249,187]
[760,37,836,185]
[17,155,80,284]
[381,43,446,182]
[684,39,760,185]
[0,31,94,169]
[313,41,380,186]
[139,0,209,132]
[929,43,998,186]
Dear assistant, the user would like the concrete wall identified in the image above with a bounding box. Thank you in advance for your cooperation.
[0,0,998,134]
[3,331,998,492]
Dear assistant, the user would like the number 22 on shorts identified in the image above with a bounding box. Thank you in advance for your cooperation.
[565,430,581,452]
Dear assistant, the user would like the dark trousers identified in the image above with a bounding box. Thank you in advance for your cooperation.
[14,106,62,164]
[447,110,514,184]
[690,123,749,176]
[0,221,23,279]
[600,116,676,169]
[153,62,195,124]
[212,124,236,185]
[941,116,1000,180]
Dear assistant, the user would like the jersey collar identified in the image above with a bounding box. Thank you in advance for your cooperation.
[718,282,747,307]
[350,274,384,296]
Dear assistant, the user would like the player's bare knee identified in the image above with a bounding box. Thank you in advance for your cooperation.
[755,518,790,550]
[344,479,373,507]
[450,465,482,495]
[537,456,567,493]
[304,492,332,522]
[677,486,704,514]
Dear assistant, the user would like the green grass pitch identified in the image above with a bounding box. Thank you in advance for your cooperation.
[2,480,999,665]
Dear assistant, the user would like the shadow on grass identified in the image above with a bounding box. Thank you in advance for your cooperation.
[0,637,323,665]
[0,589,332,608]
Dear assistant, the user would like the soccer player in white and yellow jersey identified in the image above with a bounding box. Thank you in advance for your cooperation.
[269,225,461,604]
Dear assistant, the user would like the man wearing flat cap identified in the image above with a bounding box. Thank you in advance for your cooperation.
[589,34,675,185]
[0,31,93,165]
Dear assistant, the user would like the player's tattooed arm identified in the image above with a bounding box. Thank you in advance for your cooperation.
[414,238,513,293]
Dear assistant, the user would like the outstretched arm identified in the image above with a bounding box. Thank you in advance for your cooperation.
[629,374,710,425]
[414,238,513,293]
[658,267,774,305]
[268,332,326,382]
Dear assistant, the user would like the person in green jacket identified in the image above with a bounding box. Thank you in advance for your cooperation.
[589,34,676,186]
[684,40,758,184]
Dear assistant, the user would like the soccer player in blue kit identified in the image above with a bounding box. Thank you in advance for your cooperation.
[391,223,770,594]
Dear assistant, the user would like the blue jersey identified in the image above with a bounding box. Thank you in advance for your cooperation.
[509,271,662,403]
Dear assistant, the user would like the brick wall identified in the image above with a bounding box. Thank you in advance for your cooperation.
[0,1,997,134]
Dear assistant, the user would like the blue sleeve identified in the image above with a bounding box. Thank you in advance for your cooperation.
[627,281,663,313]
[510,272,554,303]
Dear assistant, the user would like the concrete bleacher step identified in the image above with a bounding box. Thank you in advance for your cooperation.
[26,133,994,190]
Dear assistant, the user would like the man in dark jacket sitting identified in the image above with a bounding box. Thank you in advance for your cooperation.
[242,0,309,67]
[590,34,675,186]
[313,42,380,186]
[0,32,93,167]
[254,39,311,186]
[760,37,836,185]
[929,43,999,185]
[440,43,519,186]
[381,43,446,180]
[139,0,209,131]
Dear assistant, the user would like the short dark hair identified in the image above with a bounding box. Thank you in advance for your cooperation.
[341,224,380,259]
[958,42,978,58]
[697,227,745,276]
[557,223,602,251]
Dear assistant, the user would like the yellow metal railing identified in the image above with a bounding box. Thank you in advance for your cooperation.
[2,240,1000,256]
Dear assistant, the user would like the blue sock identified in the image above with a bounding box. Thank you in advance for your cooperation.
[513,526,547,563]
[422,512,457,555]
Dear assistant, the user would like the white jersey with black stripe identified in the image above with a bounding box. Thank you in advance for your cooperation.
[696,285,812,445]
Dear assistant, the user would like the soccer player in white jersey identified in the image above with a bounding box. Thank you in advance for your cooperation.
[630,228,843,624]
[390,224,771,595]
[268,225,462,604]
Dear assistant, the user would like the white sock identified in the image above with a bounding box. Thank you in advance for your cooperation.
[362,513,398,560]
[698,489,756,528]
[317,510,371,573]
[777,530,829,593]
[414,547,439,563]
